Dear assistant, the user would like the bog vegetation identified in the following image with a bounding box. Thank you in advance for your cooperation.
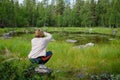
[0,27,120,80]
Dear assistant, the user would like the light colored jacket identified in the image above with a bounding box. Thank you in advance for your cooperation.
[28,32,52,58]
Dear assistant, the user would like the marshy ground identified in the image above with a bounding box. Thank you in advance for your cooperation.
[0,27,120,80]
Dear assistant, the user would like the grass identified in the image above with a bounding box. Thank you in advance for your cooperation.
[41,27,120,36]
[0,27,120,35]
[0,27,120,80]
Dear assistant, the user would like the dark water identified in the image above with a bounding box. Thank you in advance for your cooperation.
[8,31,117,45]
[54,32,112,45]
[15,31,115,45]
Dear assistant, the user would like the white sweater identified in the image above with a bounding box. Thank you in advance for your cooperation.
[28,32,52,58]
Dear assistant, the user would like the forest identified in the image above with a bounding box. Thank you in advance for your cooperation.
[0,0,120,28]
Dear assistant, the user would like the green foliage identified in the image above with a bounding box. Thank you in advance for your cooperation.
[90,73,120,80]
[0,0,120,27]
[0,62,19,80]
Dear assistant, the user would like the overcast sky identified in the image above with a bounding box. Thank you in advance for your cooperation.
[19,0,47,3]
[19,0,98,4]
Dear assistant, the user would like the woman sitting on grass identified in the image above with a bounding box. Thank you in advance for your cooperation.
[28,29,52,73]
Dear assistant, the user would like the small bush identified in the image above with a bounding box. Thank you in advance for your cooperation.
[90,73,120,80]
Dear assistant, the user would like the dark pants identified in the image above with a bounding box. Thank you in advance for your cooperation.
[30,51,52,64]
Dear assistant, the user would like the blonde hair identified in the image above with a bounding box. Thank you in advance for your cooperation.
[35,29,44,38]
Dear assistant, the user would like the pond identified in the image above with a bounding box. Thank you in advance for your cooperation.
[53,32,115,45]
[4,30,117,45]
[2,30,117,45]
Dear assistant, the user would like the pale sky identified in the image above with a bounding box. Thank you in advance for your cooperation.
[19,0,98,4]
[19,0,42,3]
[19,0,72,4]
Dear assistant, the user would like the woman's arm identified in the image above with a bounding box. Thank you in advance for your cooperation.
[44,32,52,41]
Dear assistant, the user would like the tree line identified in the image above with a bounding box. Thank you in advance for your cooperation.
[0,0,120,28]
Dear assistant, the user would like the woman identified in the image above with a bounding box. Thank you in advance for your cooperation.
[28,29,52,72]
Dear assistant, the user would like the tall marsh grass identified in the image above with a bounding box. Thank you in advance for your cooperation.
[48,40,120,73]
